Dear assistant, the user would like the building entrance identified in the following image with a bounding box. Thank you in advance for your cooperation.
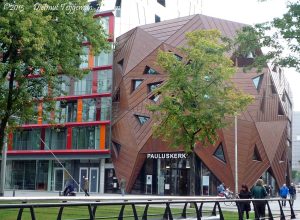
[147,153,191,196]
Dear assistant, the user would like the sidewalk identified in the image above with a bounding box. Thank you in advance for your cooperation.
[2,190,300,218]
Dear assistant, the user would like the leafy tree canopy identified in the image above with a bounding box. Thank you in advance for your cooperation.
[148,30,253,152]
[233,1,300,72]
[0,0,110,149]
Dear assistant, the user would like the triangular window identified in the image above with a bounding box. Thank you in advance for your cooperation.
[144,66,159,75]
[118,59,124,68]
[270,78,276,94]
[253,144,262,161]
[132,79,143,92]
[278,103,284,115]
[112,141,121,155]
[280,150,286,162]
[148,82,162,93]
[113,88,120,102]
[252,74,263,90]
[150,94,160,102]
[135,115,150,125]
[260,90,266,112]
[174,54,182,61]
[213,143,226,163]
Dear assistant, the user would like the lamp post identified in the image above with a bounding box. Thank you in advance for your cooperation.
[234,113,238,196]
[0,129,7,197]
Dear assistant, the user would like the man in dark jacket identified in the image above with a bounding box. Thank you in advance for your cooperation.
[288,183,296,206]
[251,179,267,219]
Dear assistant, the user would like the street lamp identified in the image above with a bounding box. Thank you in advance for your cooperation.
[0,125,8,197]
[234,113,238,196]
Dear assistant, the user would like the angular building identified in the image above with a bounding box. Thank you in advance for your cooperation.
[111,14,293,195]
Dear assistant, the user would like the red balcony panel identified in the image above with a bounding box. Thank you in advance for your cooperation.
[94,11,114,18]
[19,120,110,129]
[55,93,111,101]
[7,149,110,155]
[92,65,112,71]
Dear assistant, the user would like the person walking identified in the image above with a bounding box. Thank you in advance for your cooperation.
[288,183,296,206]
[251,179,267,220]
[120,178,126,196]
[238,184,252,220]
[217,183,225,195]
[279,184,289,207]
[83,177,90,196]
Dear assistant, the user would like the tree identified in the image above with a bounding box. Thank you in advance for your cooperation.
[0,0,110,152]
[233,1,300,71]
[148,30,253,196]
[0,0,109,196]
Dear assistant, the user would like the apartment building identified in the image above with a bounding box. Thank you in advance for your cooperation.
[4,0,201,193]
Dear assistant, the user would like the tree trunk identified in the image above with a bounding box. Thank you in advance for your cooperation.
[189,152,196,196]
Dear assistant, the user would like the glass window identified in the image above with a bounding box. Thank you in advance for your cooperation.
[132,80,143,91]
[74,72,93,95]
[94,43,113,67]
[83,99,96,122]
[13,129,41,150]
[144,66,159,75]
[157,0,165,7]
[58,75,70,96]
[252,74,263,90]
[150,94,160,102]
[135,115,150,125]
[72,126,100,149]
[45,128,67,150]
[213,143,226,163]
[155,14,161,23]
[174,54,183,61]
[148,82,162,93]
[253,145,262,161]
[112,141,121,154]
[100,97,111,121]
[55,100,77,123]
[97,69,112,93]
[80,46,89,69]
[97,16,109,35]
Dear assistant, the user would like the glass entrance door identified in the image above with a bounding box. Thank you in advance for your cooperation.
[54,168,64,192]
[79,167,88,192]
[89,168,99,193]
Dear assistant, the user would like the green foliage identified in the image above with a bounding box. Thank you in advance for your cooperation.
[0,0,109,145]
[148,30,253,152]
[234,1,300,71]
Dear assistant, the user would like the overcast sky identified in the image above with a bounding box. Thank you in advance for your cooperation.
[200,0,300,111]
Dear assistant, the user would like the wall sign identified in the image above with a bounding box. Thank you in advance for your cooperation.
[146,153,188,159]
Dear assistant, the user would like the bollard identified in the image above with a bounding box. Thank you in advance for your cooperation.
[13,189,15,197]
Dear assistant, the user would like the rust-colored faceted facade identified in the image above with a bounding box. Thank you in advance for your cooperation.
[112,15,293,195]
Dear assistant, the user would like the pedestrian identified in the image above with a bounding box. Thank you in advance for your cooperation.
[251,179,267,219]
[217,183,225,195]
[120,178,126,196]
[264,184,270,197]
[238,184,252,220]
[288,183,296,206]
[84,177,90,196]
[279,184,289,207]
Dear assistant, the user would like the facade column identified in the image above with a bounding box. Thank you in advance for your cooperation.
[99,159,105,194]
[47,160,52,191]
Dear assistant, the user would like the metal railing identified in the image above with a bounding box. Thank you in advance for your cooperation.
[0,196,297,220]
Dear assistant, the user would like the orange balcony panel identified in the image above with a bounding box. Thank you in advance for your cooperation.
[77,99,83,122]
[100,125,106,150]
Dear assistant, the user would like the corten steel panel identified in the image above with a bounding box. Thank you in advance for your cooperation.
[112,14,292,193]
